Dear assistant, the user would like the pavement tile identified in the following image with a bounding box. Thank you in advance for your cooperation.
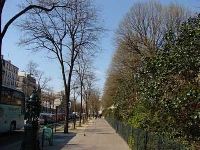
[62,118,130,150]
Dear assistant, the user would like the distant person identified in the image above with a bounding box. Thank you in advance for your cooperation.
[99,114,102,118]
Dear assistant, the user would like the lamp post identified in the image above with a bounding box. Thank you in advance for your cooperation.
[73,88,76,112]
[71,86,78,113]
[72,86,78,129]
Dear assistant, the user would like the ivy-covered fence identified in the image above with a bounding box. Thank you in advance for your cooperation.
[105,117,186,150]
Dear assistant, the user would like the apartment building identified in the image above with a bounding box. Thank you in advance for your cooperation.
[2,56,19,89]
[16,71,36,98]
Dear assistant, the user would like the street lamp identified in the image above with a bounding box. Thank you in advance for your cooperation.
[72,86,79,113]
[72,86,78,129]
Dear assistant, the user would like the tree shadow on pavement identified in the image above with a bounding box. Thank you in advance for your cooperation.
[0,130,24,149]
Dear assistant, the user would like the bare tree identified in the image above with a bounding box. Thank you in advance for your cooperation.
[74,55,91,126]
[88,88,101,117]
[83,71,96,120]
[0,0,69,102]
[19,0,103,133]
[36,72,51,90]
[74,55,97,122]
[26,60,51,90]
[116,1,190,56]
[70,80,79,113]
[26,60,39,76]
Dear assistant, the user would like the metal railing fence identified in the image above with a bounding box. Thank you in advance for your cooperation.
[106,117,186,150]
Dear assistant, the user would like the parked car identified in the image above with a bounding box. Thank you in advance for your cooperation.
[56,113,65,121]
[39,113,55,125]
[72,112,79,118]
[68,114,73,120]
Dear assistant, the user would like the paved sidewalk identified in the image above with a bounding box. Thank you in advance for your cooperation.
[1,119,130,150]
[62,118,130,150]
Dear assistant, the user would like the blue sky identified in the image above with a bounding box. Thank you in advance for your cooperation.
[2,0,200,92]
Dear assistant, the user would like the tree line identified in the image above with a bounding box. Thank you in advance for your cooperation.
[102,0,199,147]
[1,0,103,133]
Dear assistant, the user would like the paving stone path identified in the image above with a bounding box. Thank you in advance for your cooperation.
[62,118,130,150]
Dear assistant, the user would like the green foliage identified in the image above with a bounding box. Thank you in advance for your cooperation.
[102,108,114,117]
[137,14,200,142]
[102,41,141,121]
[128,101,150,128]
[128,136,134,149]
[113,73,136,120]
[103,5,200,146]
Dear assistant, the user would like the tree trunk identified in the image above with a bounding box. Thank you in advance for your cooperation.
[0,0,5,103]
[60,62,69,133]
[79,81,83,126]
[73,90,76,112]
[0,37,2,103]
[64,59,75,132]
[86,99,88,121]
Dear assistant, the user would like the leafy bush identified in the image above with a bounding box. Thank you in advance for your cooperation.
[136,14,200,142]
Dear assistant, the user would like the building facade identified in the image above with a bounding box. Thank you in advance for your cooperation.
[2,56,19,89]
[16,71,36,98]
[41,91,62,113]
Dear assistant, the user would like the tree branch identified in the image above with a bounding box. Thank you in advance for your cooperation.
[1,4,68,39]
